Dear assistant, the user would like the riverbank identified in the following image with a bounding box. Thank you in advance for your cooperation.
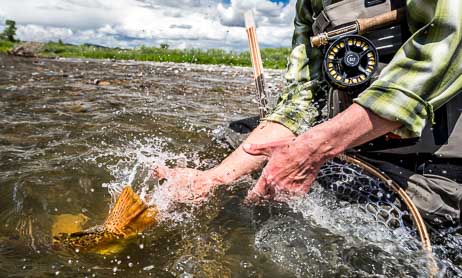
[0,40,290,69]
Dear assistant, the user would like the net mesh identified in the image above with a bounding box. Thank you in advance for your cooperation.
[317,158,414,232]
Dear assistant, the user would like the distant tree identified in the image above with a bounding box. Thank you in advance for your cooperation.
[2,20,18,42]
[160,43,169,49]
[58,39,64,45]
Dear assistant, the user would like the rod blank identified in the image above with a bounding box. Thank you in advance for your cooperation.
[245,10,268,118]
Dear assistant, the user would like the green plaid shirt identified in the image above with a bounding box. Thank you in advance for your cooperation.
[269,0,462,138]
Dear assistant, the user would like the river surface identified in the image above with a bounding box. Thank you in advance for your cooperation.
[0,54,461,277]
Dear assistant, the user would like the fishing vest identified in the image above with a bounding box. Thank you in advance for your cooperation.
[313,0,462,159]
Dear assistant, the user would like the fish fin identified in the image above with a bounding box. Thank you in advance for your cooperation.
[127,206,159,233]
[103,186,148,236]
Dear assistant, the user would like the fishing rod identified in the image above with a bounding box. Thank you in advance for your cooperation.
[310,7,406,48]
[244,11,269,118]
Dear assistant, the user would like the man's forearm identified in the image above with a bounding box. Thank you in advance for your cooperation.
[211,104,400,186]
[208,121,295,184]
[237,103,403,201]
[300,103,402,159]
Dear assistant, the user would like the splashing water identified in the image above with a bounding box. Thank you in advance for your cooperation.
[1,56,461,277]
[84,136,208,223]
[79,133,433,276]
[253,185,432,277]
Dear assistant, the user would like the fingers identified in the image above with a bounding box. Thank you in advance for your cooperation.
[151,165,173,180]
[242,139,291,157]
[273,184,307,202]
[245,174,270,203]
[242,143,270,156]
[246,174,315,204]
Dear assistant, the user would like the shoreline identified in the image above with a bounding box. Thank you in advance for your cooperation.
[0,52,285,76]
[1,40,290,70]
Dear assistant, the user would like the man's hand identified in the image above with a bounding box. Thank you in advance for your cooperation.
[242,130,334,202]
[152,166,222,204]
[243,104,402,203]
[151,121,296,205]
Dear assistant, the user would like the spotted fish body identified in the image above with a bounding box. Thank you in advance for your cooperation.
[53,186,158,254]
[53,225,122,253]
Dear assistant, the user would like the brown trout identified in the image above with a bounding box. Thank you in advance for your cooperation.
[52,186,158,254]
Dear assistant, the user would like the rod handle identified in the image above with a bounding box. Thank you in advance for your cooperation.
[357,7,406,34]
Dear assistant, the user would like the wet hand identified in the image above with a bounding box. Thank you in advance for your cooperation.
[242,131,334,203]
[152,166,221,204]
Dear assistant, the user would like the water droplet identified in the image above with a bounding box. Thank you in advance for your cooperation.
[240,260,253,269]
[139,244,144,249]
[143,265,154,271]
[113,266,118,273]
[128,262,134,268]
[55,271,60,276]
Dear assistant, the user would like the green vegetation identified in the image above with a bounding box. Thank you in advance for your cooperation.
[260,48,291,69]
[0,38,16,52]
[0,20,18,42]
[0,38,290,69]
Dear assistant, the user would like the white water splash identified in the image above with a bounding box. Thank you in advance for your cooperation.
[85,136,205,223]
[287,185,418,252]
[254,185,427,277]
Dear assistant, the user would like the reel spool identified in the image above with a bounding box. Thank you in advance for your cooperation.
[323,35,379,89]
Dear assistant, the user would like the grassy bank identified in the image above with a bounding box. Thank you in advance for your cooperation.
[0,39,15,52]
[0,40,290,69]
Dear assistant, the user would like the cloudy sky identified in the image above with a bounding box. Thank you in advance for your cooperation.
[0,0,296,50]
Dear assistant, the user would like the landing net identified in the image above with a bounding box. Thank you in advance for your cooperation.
[318,158,408,230]
[317,154,431,252]
[316,154,437,275]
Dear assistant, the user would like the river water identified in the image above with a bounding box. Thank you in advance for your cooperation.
[0,54,460,277]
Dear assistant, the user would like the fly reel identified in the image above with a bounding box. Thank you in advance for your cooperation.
[323,35,379,89]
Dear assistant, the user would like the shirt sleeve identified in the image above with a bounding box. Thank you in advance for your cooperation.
[354,0,462,138]
[284,0,323,92]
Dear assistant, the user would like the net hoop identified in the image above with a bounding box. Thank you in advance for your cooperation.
[338,153,437,275]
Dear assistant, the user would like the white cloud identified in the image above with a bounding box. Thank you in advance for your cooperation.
[217,0,295,27]
[0,0,123,29]
[170,24,193,30]
[0,0,296,50]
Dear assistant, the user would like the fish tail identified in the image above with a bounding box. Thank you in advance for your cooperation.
[103,186,148,236]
